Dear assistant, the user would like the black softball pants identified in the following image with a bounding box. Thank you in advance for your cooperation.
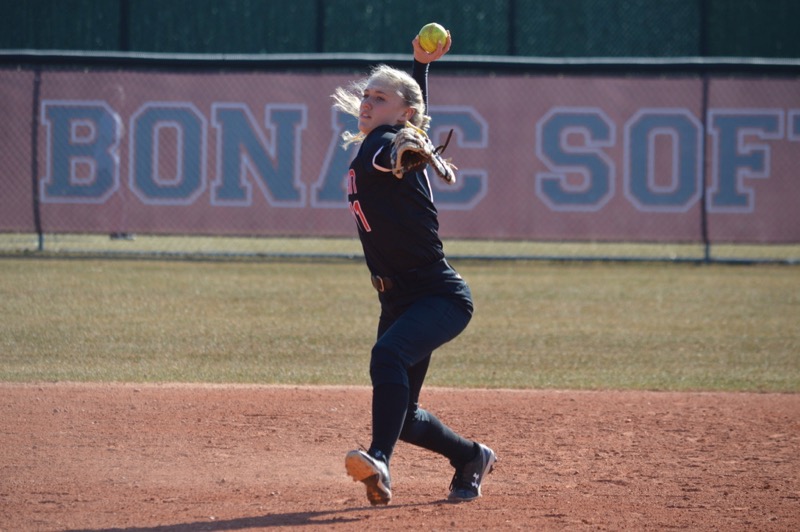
[368,286,477,467]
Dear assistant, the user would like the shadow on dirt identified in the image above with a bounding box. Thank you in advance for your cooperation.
[67,501,447,531]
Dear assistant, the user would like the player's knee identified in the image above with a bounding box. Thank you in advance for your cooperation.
[369,344,408,388]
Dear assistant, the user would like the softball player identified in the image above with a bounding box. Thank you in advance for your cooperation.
[331,32,495,506]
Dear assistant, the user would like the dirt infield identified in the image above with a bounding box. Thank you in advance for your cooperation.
[1,383,798,531]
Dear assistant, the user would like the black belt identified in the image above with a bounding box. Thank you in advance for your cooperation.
[371,275,394,292]
[370,258,447,293]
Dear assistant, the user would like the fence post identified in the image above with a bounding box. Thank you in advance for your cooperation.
[507,0,517,56]
[119,0,130,52]
[699,0,711,262]
[29,67,44,252]
[700,73,711,263]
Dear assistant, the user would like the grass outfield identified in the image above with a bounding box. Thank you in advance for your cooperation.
[1,257,797,392]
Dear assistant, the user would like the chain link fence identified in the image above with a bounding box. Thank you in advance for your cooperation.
[3,0,800,58]
[2,1,799,263]
[1,53,798,263]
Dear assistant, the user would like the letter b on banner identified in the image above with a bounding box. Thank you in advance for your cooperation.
[41,101,121,203]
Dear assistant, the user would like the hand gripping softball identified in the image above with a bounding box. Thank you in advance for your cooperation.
[390,125,457,184]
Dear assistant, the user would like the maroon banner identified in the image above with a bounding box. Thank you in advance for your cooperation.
[0,70,35,231]
[1,69,798,243]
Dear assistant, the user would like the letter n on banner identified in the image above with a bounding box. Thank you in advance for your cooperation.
[211,103,306,207]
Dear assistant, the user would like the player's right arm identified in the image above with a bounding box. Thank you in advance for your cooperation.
[411,31,451,112]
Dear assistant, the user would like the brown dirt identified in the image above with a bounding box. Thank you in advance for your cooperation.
[1,383,798,531]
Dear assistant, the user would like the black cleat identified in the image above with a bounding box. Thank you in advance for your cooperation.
[447,443,496,502]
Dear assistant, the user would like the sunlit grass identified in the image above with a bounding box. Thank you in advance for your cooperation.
[1,257,798,391]
[2,233,798,263]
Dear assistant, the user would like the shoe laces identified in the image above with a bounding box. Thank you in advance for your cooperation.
[449,467,474,492]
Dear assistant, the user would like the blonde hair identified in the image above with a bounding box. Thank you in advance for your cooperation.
[331,64,430,147]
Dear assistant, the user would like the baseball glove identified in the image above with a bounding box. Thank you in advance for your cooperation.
[390,125,457,184]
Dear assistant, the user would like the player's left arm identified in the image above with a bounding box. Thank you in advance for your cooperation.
[391,125,457,184]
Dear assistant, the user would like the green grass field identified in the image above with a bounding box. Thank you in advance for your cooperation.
[1,257,798,392]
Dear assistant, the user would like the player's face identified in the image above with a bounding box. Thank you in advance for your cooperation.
[359,82,411,135]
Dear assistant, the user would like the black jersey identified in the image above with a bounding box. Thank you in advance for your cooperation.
[346,60,445,277]
[347,125,444,277]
